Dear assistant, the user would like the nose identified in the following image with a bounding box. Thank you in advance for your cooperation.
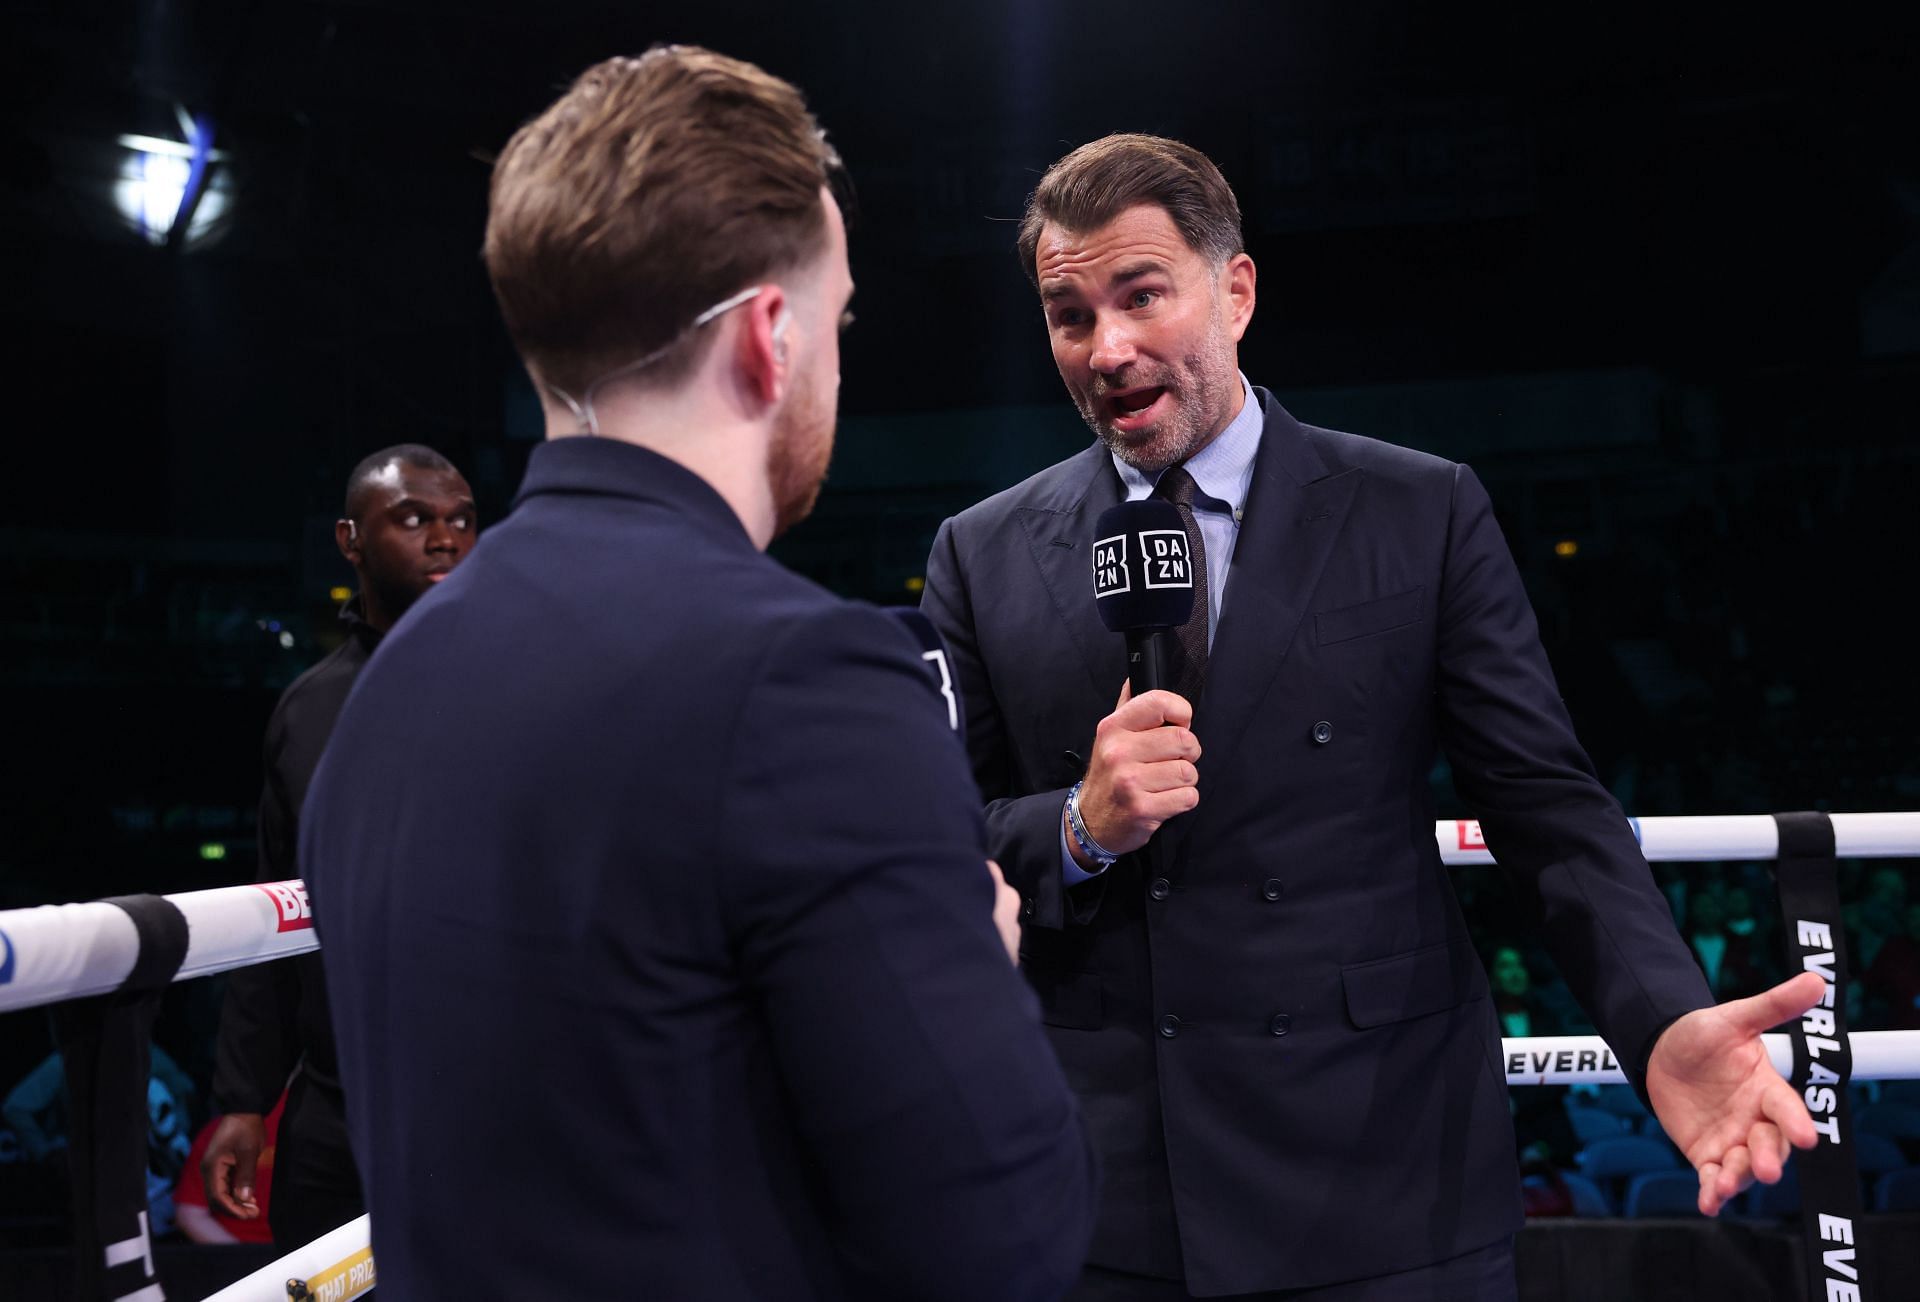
[424,520,459,553]
[1087,313,1137,375]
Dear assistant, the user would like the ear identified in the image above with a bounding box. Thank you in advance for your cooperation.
[734,284,791,408]
[335,518,360,565]
[1222,252,1257,343]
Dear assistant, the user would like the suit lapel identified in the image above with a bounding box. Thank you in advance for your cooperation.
[1160,392,1365,868]
[1015,445,1127,705]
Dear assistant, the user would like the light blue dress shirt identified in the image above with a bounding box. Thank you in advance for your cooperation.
[1063,374,1262,882]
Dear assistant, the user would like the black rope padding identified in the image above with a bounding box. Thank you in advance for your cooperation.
[101,893,189,994]
[1771,811,1872,1300]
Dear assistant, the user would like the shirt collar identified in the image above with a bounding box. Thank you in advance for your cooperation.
[338,594,383,649]
[511,434,753,547]
[1112,372,1261,514]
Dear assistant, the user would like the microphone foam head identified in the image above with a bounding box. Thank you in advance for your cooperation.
[1092,499,1196,633]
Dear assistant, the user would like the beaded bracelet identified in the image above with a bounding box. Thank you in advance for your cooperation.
[1065,779,1121,870]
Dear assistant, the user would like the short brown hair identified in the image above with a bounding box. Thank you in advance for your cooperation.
[484,45,841,396]
[1015,134,1242,290]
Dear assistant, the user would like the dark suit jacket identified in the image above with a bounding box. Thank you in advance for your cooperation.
[923,391,1711,1295]
[213,605,380,1119]
[304,437,1095,1302]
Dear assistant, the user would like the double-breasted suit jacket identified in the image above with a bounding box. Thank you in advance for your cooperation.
[923,389,1710,1295]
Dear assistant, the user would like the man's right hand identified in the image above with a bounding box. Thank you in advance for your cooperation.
[1066,683,1202,870]
[987,860,1022,964]
[202,1112,268,1219]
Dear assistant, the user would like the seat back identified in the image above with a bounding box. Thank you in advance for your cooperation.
[1624,1170,1704,1218]
[1874,1167,1920,1213]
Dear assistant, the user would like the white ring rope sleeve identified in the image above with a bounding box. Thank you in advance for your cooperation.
[198,1214,374,1302]
[0,879,318,1015]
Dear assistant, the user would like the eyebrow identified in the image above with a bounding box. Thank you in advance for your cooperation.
[1112,259,1171,285]
[389,496,477,514]
[1040,258,1173,304]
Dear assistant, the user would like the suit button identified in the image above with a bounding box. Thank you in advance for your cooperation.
[1159,1014,1182,1039]
[1270,1014,1292,1036]
[1149,877,1172,900]
[1311,720,1334,745]
[1022,898,1034,917]
[1262,878,1283,901]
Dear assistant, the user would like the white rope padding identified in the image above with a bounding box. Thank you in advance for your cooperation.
[0,880,317,1015]
[1,813,1915,1016]
[200,1213,373,1302]
[1437,811,1920,865]
[1503,1030,1920,1085]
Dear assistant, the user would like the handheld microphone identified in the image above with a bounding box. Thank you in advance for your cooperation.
[1092,499,1195,697]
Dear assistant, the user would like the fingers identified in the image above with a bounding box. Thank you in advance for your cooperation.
[1746,1121,1788,1184]
[1134,759,1201,794]
[1723,971,1828,1037]
[1113,686,1194,731]
[986,860,1021,966]
[1760,1067,1821,1150]
[1083,686,1204,855]
[1696,1162,1722,1216]
[208,1152,254,1219]
[1095,718,1200,765]
[1105,761,1200,816]
[230,1146,261,1218]
[1714,1144,1753,1204]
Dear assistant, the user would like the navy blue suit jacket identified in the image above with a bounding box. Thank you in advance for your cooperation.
[923,391,1711,1295]
[304,437,1095,1301]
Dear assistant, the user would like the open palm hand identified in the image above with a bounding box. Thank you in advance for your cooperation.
[1645,971,1827,1215]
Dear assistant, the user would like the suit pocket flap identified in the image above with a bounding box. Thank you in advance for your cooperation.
[1022,965,1103,1031]
[1315,586,1423,646]
[1341,938,1485,1029]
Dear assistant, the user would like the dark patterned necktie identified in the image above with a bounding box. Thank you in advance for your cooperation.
[1153,464,1210,702]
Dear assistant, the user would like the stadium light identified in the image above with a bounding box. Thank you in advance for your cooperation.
[113,105,230,248]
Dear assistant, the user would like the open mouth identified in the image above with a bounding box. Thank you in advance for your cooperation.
[1106,386,1169,429]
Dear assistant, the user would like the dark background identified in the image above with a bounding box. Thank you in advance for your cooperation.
[1,0,1916,1194]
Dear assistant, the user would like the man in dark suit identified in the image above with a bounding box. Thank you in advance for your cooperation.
[301,46,1094,1302]
[922,134,1823,1300]
[201,444,477,1248]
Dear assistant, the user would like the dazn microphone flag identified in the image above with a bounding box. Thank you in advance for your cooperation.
[1092,499,1196,697]
[1092,499,1195,633]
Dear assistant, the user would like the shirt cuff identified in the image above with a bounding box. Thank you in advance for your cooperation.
[1061,816,1108,885]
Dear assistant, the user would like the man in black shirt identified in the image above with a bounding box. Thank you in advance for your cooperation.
[200,443,477,1248]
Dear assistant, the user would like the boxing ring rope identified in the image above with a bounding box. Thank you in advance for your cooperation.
[0,881,316,1016]
[3,815,1912,1018]
[1,812,1916,1300]
[197,1216,373,1302]
[1434,811,1920,865]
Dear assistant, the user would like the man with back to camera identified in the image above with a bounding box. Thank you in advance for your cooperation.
[921,133,1826,1300]
[299,46,1096,1302]
[199,445,477,1249]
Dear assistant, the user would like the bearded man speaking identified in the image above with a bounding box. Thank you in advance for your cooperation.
[922,134,1822,1301]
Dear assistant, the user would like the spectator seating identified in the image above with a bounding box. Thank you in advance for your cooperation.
[1874,1168,1920,1212]
[1565,1104,1630,1144]
[1623,1170,1705,1218]
[1576,1134,1682,1212]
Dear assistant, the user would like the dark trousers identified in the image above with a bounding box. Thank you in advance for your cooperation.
[267,1074,365,1251]
[1072,1238,1517,1302]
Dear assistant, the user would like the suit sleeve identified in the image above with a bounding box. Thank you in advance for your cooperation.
[1434,464,1711,1092]
[715,602,1097,1302]
[210,708,303,1116]
[923,516,1108,930]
